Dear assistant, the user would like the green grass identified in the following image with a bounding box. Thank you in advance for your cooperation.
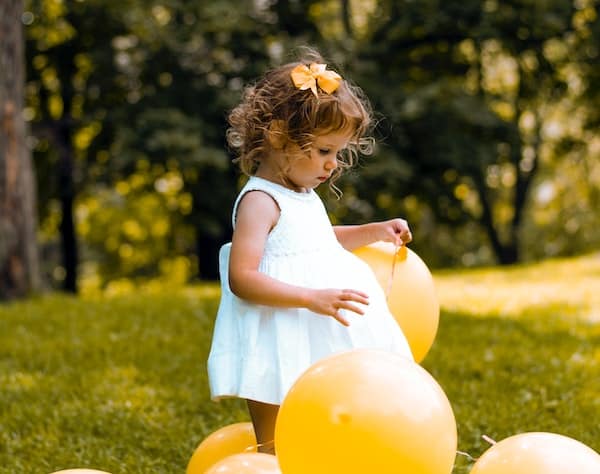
[1,253,599,473]
[429,252,600,472]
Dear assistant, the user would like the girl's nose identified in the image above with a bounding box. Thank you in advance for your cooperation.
[324,155,338,171]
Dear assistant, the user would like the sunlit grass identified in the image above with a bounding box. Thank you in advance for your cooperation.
[434,251,600,322]
[427,251,600,473]
[0,254,599,473]
[0,287,247,474]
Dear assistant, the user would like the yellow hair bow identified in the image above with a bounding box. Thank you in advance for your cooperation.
[290,63,342,98]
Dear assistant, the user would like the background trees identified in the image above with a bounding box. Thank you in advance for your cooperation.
[344,0,591,266]
[0,0,39,299]
[4,0,598,296]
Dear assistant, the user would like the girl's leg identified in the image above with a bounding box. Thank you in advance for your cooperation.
[246,399,279,454]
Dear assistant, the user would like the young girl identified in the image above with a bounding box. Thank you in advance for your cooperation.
[207,49,414,453]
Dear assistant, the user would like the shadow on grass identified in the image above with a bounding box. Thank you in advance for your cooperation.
[423,308,600,473]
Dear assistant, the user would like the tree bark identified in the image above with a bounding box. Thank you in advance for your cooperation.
[196,234,220,280]
[340,0,353,39]
[56,119,78,293]
[0,0,40,299]
[472,169,512,264]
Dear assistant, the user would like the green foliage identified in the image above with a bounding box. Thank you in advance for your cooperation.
[76,181,195,293]
[341,0,599,265]
[22,0,600,288]
[1,254,599,472]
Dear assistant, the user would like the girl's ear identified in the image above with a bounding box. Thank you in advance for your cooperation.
[266,120,287,149]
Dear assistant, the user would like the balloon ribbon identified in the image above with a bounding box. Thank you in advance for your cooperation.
[455,435,497,463]
[386,245,401,300]
[245,440,275,452]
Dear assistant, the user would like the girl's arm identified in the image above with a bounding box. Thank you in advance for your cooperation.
[333,218,412,251]
[229,191,369,326]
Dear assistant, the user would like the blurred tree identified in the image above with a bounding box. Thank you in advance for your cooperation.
[21,0,600,290]
[0,0,40,299]
[24,0,132,292]
[344,0,582,265]
[25,0,325,286]
[578,0,600,209]
[101,0,326,279]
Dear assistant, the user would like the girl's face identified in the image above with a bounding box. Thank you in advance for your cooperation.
[283,129,352,192]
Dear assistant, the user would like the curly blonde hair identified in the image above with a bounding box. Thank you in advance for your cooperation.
[226,48,374,192]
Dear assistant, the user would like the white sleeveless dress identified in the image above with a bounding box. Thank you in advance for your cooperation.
[207,176,413,405]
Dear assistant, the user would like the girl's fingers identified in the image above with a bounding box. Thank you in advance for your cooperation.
[323,289,370,325]
[332,311,350,326]
[341,289,369,303]
[334,298,366,316]
[390,218,412,244]
[340,302,365,315]
[395,227,410,242]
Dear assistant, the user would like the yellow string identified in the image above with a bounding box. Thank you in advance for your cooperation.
[248,435,498,462]
[455,435,497,463]
[386,244,401,300]
[244,440,275,452]
[456,450,478,462]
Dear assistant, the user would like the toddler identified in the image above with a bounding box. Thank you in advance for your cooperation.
[207,48,413,454]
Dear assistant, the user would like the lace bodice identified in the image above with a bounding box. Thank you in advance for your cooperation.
[232,176,340,258]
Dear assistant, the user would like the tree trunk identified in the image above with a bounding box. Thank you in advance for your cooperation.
[472,169,517,264]
[340,0,353,39]
[196,234,221,280]
[0,0,40,299]
[56,120,78,293]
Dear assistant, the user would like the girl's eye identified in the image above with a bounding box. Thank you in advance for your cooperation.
[319,149,331,155]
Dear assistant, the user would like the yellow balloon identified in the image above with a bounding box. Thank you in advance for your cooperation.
[50,470,112,474]
[353,242,439,362]
[470,432,600,474]
[205,453,281,474]
[186,422,257,474]
[275,349,456,474]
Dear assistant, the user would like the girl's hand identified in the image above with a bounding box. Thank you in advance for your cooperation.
[305,288,370,327]
[374,218,412,247]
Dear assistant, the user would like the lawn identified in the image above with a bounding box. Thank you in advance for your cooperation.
[1,253,599,473]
